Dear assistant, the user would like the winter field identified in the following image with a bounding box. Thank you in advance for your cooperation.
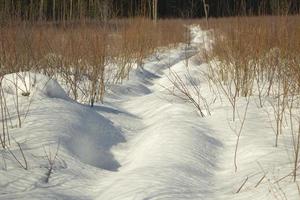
[0,16,300,199]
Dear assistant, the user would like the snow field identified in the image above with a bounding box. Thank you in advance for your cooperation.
[0,25,298,200]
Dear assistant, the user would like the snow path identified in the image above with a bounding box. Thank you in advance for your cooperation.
[91,32,223,199]
[92,27,297,199]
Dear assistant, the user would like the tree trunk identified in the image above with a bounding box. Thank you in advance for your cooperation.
[102,0,109,21]
[78,0,81,20]
[152,0,158,22]
[52,0,55,21]
[39,0,44,21]
[202,0,209,27]
[70,0,73,20]
[30,0,34,20]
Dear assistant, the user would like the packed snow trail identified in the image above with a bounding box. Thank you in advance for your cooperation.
[91,26,298,200]
[93,36,221,199]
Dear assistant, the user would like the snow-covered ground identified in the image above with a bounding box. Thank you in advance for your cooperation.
[0,26,298,200]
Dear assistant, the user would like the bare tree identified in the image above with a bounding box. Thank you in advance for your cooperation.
[152,0,158,22]
[30,0,34,20]
[102,0,109,21]
[202,0,209,27]
[39,0,44,21]
[70,0,73,20]
[52,0,56,20]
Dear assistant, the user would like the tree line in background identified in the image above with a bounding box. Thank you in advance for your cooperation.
[0,0,299,22]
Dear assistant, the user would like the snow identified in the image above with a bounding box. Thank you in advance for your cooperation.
[3,73,71,100]
[0,25,299,200]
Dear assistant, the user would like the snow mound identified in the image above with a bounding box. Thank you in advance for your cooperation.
[2,72,70,101]
[63,105,125,171]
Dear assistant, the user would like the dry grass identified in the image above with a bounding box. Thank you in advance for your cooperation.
[202,15,300,181]
[206,16,300,98]
[0,17,188,167]
[0,18,187,104]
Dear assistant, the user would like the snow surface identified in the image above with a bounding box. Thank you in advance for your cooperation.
[0,25,298,200]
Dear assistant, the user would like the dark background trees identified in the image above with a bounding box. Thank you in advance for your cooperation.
[156,0,300,17]
[0,0,299,21]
